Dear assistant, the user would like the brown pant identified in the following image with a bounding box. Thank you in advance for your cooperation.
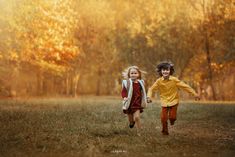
[161,104,178,134]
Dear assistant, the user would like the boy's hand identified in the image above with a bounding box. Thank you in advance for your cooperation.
[147,97,152,103]
[194,94,200,101]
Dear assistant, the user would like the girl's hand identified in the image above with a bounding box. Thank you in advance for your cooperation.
[147,97,152,103]
[123,97,128,101]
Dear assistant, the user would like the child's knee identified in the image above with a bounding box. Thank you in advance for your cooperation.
[161,114,168,122]
[169,118,176,125]
[169,116,176,120]
[134,116,140,122]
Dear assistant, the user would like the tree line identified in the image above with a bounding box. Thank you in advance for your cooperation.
[0,0,234,100]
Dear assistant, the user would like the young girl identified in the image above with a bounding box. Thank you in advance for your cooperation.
[147,62,200,135]
[121,66,147,136]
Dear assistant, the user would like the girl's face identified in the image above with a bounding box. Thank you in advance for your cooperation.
[161,68,170,78]
[129,68,140,80]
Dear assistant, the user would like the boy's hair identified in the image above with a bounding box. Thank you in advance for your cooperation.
[156,61,174,76]
[122,65,146,80]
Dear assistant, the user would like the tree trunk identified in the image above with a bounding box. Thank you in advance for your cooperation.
[37,70,43,96]
[204,31,217,100]
[66,72,70,96]
[96,68,102,96]
[202,0,216,100]
[73,74,80,97]
[10,65,19,97]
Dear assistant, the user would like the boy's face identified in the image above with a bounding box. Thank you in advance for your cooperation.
[129,68,139,80]
[161,68,170,78]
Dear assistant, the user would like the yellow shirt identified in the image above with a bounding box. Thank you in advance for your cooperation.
[147,76,197,107]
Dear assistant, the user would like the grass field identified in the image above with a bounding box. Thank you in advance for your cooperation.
[0,97,234,157]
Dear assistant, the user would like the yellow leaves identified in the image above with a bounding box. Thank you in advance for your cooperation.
[77,0,115,31]
[128,17,142,38]
[145,35,154,47]
[0,51,3,60]
[21,1,78,66]
[0,0,81,77]
[36,60,67,76]
[9,52,19,61]
[55,53,61,61]
[224,6,234,19]
[211,62,224,72]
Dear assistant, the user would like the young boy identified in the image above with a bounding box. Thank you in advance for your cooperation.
[147,62,200,135]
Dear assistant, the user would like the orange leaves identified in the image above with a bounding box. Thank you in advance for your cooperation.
[36,60,67,76]
[0,52,3,60]
[9,52,19,61]
[6,0,80,74]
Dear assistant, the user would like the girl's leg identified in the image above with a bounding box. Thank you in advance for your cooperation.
[128,114,134,128]
[169,104,178,125]
[133,110,141,130]
[133,110,141,136]
[161,107,169,135]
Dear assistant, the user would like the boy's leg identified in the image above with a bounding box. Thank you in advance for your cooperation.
[133,110,141,129]
[128,114,135,128]
[161,107,169,135]
[169,104,178,125]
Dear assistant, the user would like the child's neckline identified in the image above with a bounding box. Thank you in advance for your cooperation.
[129,79,139,83]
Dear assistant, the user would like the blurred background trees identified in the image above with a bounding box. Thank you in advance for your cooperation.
[0,0,234,100]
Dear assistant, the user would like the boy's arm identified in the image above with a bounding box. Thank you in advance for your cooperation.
[147,80,159,99]
[175,78,200,100]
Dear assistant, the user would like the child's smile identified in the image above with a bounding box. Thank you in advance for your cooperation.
[162,68,170,78]
[129,68,139,81]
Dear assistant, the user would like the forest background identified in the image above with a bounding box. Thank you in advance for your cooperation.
[0,0,234,100]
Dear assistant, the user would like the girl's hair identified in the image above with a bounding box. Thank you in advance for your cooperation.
[156,61,174,76]
[122,66,146,79]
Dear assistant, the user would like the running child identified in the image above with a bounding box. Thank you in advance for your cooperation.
[121,66,147,136]
[147,62,200,135]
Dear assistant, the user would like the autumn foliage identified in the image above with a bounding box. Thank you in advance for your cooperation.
[0,0,234,100]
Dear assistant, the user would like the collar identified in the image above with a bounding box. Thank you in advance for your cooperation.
[130,79,141,82]
[161,76,173,81]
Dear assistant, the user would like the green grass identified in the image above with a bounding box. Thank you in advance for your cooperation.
[0,97,235,157]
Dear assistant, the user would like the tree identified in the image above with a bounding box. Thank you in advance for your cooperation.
[1,0,80,96]
[189,0,234,100]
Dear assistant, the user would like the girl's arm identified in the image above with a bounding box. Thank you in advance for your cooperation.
[121,86,128,98]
